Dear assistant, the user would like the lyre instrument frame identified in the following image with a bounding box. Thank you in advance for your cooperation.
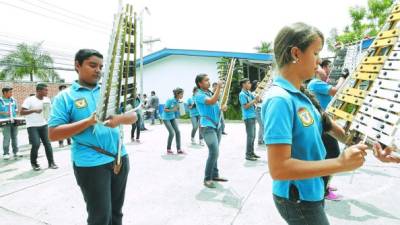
[327,2,400,153]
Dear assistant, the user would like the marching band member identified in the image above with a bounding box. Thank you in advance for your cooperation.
[162,88,185,154]
[262,22,399,225]
[195,74,228,188]
[0,86,21,160]
[48,49,137,225]
[187,87,204,146]
[239,78,261,161]
[21,83,57,170]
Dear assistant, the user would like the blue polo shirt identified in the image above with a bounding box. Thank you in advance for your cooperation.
[162,97,178,120]
[0,97,17,119]
[187,97,199,117]
[307,79,332,110]
[48,81,127,167]
[239,90,256,120]
[261,76,326,201]
[194,89,221,129]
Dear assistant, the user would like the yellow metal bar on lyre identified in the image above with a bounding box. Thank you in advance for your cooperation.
[356,64,383,73]
[352,72,378,81]
[362,56,387,64]
[327,107,354,122]
[343,88,367,98]
[337,94,363,106]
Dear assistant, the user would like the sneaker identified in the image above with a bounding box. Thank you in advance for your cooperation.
[191,138,196,144]
[136,139,141,143]
[204,180,216,188]
[246,156,257,161]
[199,140,205,146]
[328,186,338,192]
[3,154,10,160]
[167,149,174,155]
[258,141,264,145]
[59,144,64,148]
[212,177,228,182]
[49,163,58,169]
[13,152,23,158]
[325,190,342,201]
[252,154,261,158]
[32,164,41,171]
[222,132,228,135]
[177,149,186,154]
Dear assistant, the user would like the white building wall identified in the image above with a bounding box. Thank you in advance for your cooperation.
[140,55,220,103]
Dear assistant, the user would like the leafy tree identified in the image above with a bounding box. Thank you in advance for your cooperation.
[254,41,273,53]
[0,42,59,82]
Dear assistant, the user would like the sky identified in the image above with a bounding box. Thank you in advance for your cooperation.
[0,0,369,82]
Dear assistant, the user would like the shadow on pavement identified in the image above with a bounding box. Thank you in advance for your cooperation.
[161,154,185,161]
[195,184,244,209]
[8,169,45,180]
[243,160,267,168]
[326,199,400,221]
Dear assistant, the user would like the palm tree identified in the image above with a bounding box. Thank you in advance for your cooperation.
[254,41,273,53]
[0,42,59,81]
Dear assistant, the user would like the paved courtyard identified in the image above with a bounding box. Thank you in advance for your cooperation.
[0,121,399,225]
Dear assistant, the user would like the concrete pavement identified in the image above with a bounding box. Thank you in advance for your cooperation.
[0,122,399,225]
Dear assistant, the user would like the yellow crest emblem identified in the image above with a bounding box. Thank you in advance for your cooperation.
[74,98,87,109]
[297,107,314,127]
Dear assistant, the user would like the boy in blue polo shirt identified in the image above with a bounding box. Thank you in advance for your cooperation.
[239,78,261,161]
[194,74,228,189]
[48,49,137,225]
[0,86,21,160]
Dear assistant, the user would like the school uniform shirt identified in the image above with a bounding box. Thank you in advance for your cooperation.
[194,89,221,129]
[22,96,51,128]
[186,97,199,117]
[261,76,327,202]
[48,81,127,167]
[307,78,332,110]
[0,97,17,119]
[239,90,256,120]
[162,97,178,120]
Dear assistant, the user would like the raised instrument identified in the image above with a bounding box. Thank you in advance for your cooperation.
[96,2,138,174]
[218,58,237,107]
[254,66,273,98]
[327,2,400,153]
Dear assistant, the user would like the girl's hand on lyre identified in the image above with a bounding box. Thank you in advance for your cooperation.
[221,105,227,112]
[372,142,400,163]
[104,115,119,128]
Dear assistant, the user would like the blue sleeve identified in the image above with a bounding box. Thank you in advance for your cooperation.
[48,93,71,128]
[187,98,192,105]
[165,99,172,109]
[195,93,207,105]
[239,92,248,106]
[308,80,332,95]
[262,97,293,145]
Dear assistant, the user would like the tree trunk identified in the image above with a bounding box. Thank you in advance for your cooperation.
[30,72,33,82]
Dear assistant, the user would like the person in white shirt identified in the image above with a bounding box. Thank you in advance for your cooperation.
[21,83,58,171]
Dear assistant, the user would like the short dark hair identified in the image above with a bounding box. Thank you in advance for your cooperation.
[193,86,198,93]
[151,91,155,95]
[239,78,250,87]
[173,87,184,97]
[36,83,48,91]
[74,49,103,66]
[195,73,208,88]
[58,85,67,91]
[320,59,331,68]
[2,86,12,94]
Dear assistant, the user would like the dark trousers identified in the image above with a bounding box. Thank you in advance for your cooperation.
[59,138,71,145]
[273,195,329,225]
[131,115,141,140]
[163,119,181,150]
[321,133,340,194]
[244,118,256,157]
[27,125,55,166]
[73,156,130,225]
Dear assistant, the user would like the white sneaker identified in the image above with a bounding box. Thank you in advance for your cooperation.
[191,138,196,144]
[3,154,10,160]
[199,140,205,146]
[14,152,23,158]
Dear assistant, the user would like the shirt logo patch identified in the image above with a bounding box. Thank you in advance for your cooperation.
[74,98,87,109]
[297,107,314,127]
